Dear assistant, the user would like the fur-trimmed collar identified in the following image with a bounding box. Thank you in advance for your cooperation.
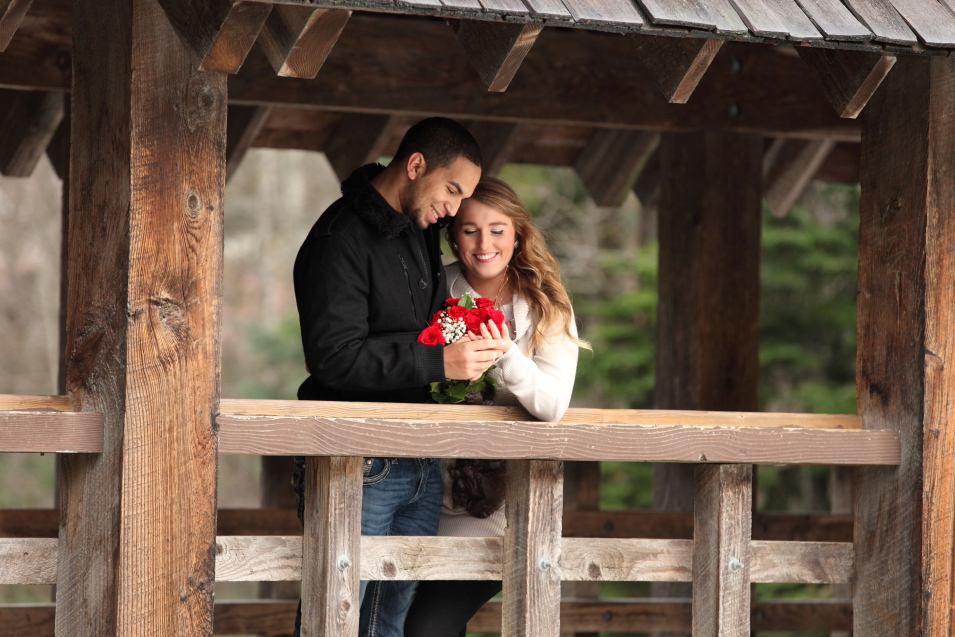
[341,163,414,239]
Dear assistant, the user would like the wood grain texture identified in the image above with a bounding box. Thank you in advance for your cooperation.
[0,0,32,51]
[220,397,862,428]
[854,54,955,635]
[0,88,63,176]
[0,538,57,584]
[574,128,657,205]
[762,138,835,217]
[0,394,72,410]
[842,0,917,44]
[693,464,753,637]
[792,0,872,40]
[157,0,271,73]
[503,460,563,637]
[797,48,896,118]
[0,410,102,452]
[632,0,717,29]
[217,415,898,464]
[522,0,572,20]
[226,104,272,182]
[466,119,520,176]
[882,0,955,46]
[559,0,645,26]
[321,112,396,181]
[726,0,790,37]
[447,19,542,93]
[258,5,350,78]
[57,0,225,634]
[762,0,824,40]
[301,456,362,637]
[631,35,723,104]
[361,535,503,581]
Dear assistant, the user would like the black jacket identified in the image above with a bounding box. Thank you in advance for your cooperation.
[293,164,447,403]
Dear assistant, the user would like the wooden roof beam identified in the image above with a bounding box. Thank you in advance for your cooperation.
[257,5,351,79]
[226,104,272,182]
[157,0,271,73]
[575,129,658,207]
[762,138,836,218]
[466,120,520,176]
[322,113,398,181]
[0,0,32,52]
[0,87,62,177]
[631,34,724,104]
[447,19,543,93]
[797,48,896,119]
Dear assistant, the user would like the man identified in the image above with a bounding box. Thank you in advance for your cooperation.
[291,117,503,637]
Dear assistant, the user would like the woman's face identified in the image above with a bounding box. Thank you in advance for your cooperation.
[453,198,517,285]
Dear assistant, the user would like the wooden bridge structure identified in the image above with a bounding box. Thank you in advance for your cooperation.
[0,0,953,635]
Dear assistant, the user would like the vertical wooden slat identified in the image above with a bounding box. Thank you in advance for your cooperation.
[855,54,955,635]
[301,456,362,637]
[652,131,762,636]
[258,456,299,637]
[562,461,600,637]
[56,0,225,634]
[503,459,563,637]
[692,464,753,636]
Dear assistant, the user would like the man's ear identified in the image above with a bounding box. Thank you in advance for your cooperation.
[405,152,426,181]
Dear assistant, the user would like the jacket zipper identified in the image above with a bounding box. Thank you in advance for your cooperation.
[397,253,418,322]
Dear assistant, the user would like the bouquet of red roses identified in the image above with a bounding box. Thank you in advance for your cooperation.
[417,294,505,404]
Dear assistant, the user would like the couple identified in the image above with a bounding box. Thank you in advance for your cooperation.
[292,117,587,637]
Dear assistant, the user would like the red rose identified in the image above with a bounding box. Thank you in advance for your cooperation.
[474,297,495,309]
[430,310,445,325]
[445,297,461,307]
[464,307,490,333]
[487,309,505,330]
[417,323,445,346]
[447,305,468,319]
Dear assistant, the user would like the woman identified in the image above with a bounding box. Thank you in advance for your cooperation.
[404,177,589,637]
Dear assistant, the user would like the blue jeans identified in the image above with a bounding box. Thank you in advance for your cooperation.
[359,457,442,637]
[291,457,442,637]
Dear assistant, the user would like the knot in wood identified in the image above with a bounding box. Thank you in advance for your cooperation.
[587,562,602,579]
[382,560,398,578]
[184,77,222,131]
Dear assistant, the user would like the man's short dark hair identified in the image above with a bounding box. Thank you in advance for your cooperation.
[392,117,482,171]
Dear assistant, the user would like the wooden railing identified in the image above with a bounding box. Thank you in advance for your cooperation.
[0,393,899,635]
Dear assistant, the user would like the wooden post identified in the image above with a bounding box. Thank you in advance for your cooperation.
[854,54,955,635]
[653,131,762,634]
[503,459,564,637]
[562,461,600,637]
[258,456,300,637]
[56,0,225,634]
[301,456,362,637]
[693,464,753,636]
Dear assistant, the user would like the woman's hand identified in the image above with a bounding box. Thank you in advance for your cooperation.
[479,320,512,353]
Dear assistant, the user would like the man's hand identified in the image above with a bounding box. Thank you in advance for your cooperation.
[444,336,505,381]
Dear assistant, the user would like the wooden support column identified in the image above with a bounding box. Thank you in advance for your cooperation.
[693,464,753,636]
[854,54,955,635]
[56,0,225,634]
[503,459,563,637]
[653,131,762,634]
[301,456,362,637]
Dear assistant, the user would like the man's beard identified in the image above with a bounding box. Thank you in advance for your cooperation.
[398,180,428,228]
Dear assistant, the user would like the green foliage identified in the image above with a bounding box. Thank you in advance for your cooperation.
[223,312,306,400]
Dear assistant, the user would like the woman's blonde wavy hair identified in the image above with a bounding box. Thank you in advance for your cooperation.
[448,176,590,356]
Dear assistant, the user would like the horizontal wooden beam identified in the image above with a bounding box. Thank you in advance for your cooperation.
[0,410,102,452]
[0,598,854,635]
[0,537,56,584]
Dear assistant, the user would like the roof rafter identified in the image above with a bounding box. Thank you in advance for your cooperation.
[0,0,32,51]
[798,47,897,119]
[762,138,836,217]
[0,86,62,177]
[258,4,351,79]
[575,129,658,207]
[446,18,543,93]
[156,0,271,73]
[631,34,724,104]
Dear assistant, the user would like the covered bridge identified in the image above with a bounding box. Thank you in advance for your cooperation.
[0,0,951,634]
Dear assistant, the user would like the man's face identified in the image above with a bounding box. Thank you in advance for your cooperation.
[400,155,482,229]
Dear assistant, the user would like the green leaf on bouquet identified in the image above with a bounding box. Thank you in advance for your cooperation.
[457,294,474,309]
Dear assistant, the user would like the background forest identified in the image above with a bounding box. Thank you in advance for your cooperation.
[0,147,859,635]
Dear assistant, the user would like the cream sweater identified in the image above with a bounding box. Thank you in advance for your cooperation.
[438,262,580,538]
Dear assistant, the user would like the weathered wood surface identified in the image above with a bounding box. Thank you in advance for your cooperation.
[0,394,71,410]
[0,0,32,51]
[0,507,855,542]
[762,138,835,217]
[574,128,657,206]
[321,112,395,181]
[633,0,715,28]
[854,54,955,635]
[0,410,102,452]
[447,19,542,93]
[56,0,225,634]
[258,5,350,78]
[226,104,272,182]
[763,0,824,40]
[0,88,63,176]
[797,48,895,118]
[522,0,572,20]
[727,0,790,37]
[559,0,644,26]
[157,0,271,73]
[0,537,57,584]
[257,456,300,610]
[842,0,917,45]
[361,535,503,581]
[882,0,955,46]
[693,465,752,636]
[217,415,897,464]
[631,35,723,104]
[301,456,361,637]
[792,0,872,40]
[0,598,855,635]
